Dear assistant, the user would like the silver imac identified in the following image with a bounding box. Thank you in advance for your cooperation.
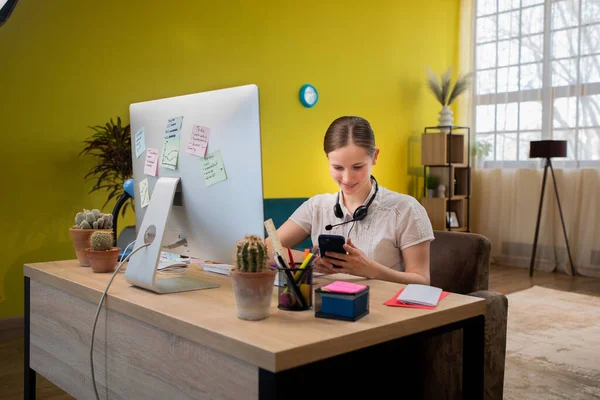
[125,84,264,293]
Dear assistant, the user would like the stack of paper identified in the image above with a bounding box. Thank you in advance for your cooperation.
[199,263,233,275]
[321,281,367,294]
[396,284,443,307]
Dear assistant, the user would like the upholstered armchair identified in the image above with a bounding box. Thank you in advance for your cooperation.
[419,230,507,400]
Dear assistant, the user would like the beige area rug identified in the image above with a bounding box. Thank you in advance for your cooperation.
[504,286,600,399]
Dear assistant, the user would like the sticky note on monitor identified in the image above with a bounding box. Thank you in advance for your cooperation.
[135,127,146,159]
[161,139,180,170]
[164,116,183,140]
[144,148,159,176]
[139,178,151,208]
[201,150,227,187]
[186,125,210,157]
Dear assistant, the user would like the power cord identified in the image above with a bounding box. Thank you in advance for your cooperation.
[90,242,149,400]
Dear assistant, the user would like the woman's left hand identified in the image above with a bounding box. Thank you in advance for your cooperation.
[322,238,380,279]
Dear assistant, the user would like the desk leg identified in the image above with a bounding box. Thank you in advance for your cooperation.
[24,276,37,400]
[462,315,485,400]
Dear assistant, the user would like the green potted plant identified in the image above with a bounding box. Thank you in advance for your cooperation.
[426,67,472,133]
[426,175,438,198]
[85,231,121,273]
[79,117,134,218]
[230,235,277,321]
[471,140,492,168]
[70,209,113,267]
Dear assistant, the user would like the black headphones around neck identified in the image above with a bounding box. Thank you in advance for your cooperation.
[333,175,379,221]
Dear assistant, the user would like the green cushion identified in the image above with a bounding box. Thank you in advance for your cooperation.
[263,198,312,251]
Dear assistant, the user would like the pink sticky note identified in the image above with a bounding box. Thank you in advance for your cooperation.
[186,125,210,157]
[321,281,367,294]
[144,148,159,176]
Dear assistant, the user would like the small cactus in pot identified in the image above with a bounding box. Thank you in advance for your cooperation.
[74,209,113,230]
[230,235,276,321]
[85,231,121,273]
[234,235,268,273]
[69,208,114,267]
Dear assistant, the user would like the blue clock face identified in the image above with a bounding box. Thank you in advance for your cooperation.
[299,84,318,108]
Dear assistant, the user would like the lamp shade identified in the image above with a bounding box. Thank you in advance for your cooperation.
[529,140,567,158]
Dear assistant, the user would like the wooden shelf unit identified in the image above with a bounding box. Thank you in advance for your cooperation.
[420,126,471,232]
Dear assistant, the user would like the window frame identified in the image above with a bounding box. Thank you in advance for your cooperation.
[473,0,600,167]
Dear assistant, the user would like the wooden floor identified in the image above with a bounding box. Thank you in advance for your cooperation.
[1,264,599,399]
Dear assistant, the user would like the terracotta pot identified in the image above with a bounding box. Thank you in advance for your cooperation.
[230,269,277,321]
[69,228,112,267]
[85,247,121,273]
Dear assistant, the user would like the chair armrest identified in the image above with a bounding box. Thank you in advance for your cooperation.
[470,290,508,400]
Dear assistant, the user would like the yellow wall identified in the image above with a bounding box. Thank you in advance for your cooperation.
[0,0,460,318]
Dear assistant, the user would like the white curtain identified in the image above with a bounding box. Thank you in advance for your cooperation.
[464,0,600,277]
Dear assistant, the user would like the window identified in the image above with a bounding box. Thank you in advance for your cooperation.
[474,0,600,166]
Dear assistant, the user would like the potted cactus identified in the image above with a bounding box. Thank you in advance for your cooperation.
[230,235,277,321]
[85,231,121,273]
[69,209,113,267]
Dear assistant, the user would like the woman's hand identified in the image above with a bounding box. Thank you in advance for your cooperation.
[311,246,336,275]
[321,238,381,279]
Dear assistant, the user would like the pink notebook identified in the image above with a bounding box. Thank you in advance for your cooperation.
[320,281,367,294]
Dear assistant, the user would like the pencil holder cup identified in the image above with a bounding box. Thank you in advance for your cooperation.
[277,266,314,311]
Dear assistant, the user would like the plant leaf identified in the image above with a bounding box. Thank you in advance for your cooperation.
[447,72,472,105]
[440,68,452,106]
[426,67,445,106]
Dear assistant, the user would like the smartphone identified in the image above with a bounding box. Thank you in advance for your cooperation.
[318,234,346,268]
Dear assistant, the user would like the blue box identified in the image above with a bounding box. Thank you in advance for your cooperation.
[314,286,369,321]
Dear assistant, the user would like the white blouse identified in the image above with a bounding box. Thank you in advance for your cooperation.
[289,183,435,271]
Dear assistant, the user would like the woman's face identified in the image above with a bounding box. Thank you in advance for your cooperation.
[327,143,379,196]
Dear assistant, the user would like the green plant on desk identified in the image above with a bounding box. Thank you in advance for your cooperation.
[74,208,113,230]
[235,235,268,273]
[230,235,277,321]
[85,231,121,273]
[69,208,114,267]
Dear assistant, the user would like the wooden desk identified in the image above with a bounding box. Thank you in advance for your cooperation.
[24,260,485,399]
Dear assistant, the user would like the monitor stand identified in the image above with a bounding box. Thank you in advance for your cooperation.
[125,176,220,294]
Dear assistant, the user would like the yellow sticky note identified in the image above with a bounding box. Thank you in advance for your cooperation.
[200,150,227,187]
[161,139,180,170]
[139,178,150,208]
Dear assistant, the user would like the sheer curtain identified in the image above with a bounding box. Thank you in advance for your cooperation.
[464,0,600,277]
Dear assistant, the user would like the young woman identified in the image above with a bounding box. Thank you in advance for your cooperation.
[266,116,434,285]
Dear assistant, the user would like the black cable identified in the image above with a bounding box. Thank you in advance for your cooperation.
[348,220,357,238]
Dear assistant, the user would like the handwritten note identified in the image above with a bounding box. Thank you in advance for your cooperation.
[164,116,183,140]
[139,178,150,208]
[200,150,227,187]
[186,125,210,157]
[161,139,180,170]
[135,127,146,159]
[144,148,159,176]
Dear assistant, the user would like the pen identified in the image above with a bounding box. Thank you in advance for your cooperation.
[292,247,318,281]
[287,247,295,268]
[276,252,308,308]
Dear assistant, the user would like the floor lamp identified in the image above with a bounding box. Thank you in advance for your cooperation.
[529,140,575,277]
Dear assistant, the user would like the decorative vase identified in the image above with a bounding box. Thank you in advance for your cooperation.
[85,247,121,273]
[230,269,277,320]
[438,106,454,133]
[427,189,435,198]
[437,184,447,198]
[69,228,112,267]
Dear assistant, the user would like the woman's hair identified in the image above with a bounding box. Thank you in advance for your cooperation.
[323,116,376,157]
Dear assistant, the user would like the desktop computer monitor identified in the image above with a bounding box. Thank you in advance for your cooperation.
[125,84,264,293]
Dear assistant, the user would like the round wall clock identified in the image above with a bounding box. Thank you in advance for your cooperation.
[299,84,318,108]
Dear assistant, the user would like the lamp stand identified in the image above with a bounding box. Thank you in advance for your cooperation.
[529,157,575,277]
